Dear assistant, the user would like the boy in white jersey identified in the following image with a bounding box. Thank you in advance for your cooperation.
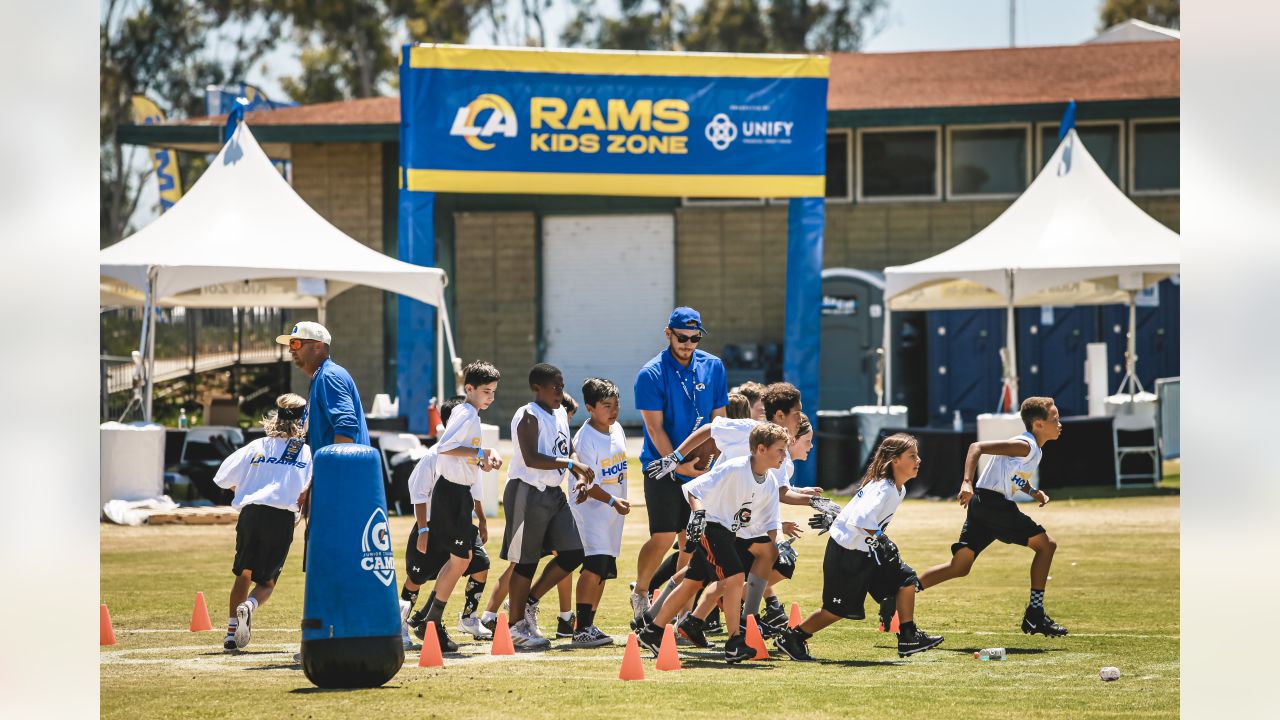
[636,423,790,664]
[212,394,312,651]
[501,363,595,650]
[401,396,494,649]
[916,396,1068,637]
[565,378,632,647]
[777,433,945,661]
[415,361,503,653]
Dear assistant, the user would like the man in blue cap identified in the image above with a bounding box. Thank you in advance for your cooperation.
[630,307,728,621]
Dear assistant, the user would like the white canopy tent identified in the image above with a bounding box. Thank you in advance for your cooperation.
[100,122,459,421]
[882,127,1180,409]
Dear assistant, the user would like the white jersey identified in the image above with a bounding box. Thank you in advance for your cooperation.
[213,436,312,513]
[682,455,773,535]
[570,422,629,557]
[975,432,1042,500]
[407,446,481,517]
[829,478,905,553]
[507,402,571,490]
[435,401,484,487]
[709,417,758,461]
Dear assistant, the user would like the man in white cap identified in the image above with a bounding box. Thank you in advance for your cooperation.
[275,321,369,452]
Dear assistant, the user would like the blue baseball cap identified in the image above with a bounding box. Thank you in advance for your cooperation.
[668,306,707,334]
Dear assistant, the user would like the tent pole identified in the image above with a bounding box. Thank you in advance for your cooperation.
[436,307,444,401]
[1005,302,1018,411]
[143,267,158,423]
[880,305,892,409]
[438,299,460,388]
[1120,291,1143,398]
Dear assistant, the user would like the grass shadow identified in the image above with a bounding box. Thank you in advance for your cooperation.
[248,663,303,671]
[941,647,1061,656]
[678,657,777,670]
[812,657,905,667]
[290,685,399,694]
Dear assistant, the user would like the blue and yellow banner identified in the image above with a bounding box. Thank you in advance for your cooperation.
[130,95,183,212]
[399,45,829,197]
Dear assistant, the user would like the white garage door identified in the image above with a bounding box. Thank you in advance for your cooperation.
[543,215,675,426]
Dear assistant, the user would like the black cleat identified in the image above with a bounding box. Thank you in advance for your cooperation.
[897,627,944,657]
[704,610,725,636]
[435,623,459,653]
[774,628,816,661]
[479,615,497,633]
[878,596,897,632]
[677,615,711,648]
[635,622,664,657]
[760,602,788,630]
[724,633,754,664]
[557,614,576,639]
[409,612,428,641]
[1022,608,1068,637]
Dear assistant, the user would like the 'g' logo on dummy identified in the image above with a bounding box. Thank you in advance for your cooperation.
[449,94,518,151]
[360,508,396,586]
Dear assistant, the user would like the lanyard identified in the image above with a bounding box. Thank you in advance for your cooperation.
[667,352,705,432]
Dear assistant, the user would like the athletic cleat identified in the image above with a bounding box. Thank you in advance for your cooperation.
[524,600,544,639]
[756,617,782,639]
[557,614,576,639]
[400,600,418,650]
[1021,608,1068,637]
[510,618,551,650]
[630,590,650,623]
[234,601,253,649]
[459,614,492,640]
[878,596,897,632]
[223,634,238,651]
[635,622,664,657]
[724,633,754,664]
[704,610,725,636]
[774,629,815,661]
[435,621,459,653]
[409,613,428,641]
[897,628,944,657]
[571,625,613,648]
[761,602,788,630]
[479,615,497,633]
[677,615,712,648]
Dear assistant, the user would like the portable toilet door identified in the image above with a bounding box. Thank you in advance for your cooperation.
[819,268,885,411]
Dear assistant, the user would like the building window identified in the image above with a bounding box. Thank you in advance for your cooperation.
[1130,119,1179,194]
[947,125,1030,198]
[825,129,852,201]
[857,127,941,201]
[1039,121,1123,189]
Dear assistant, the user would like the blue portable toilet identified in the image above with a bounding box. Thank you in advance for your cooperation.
[1103,277,1180,391]
[1016,305,1099,417]
[926,309,1005,425]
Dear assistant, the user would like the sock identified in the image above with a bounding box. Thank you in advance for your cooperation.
[226,617,237,635]
[411,591,436,624]
[743,573,768,619]
[462,580,485,618]
[1029,588,1045,610]
[481,610,497,623]
[649,578,680,616]
[899,620,917,638]
[791,626,812,640]
[245,597,258,612]
[425,597,446,625]
[765,595,783,611]
[401,586,419,608]
[708,607,721,624]
[558,611,573,622]
[576,603,595,631]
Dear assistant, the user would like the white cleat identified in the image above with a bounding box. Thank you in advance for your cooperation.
[509,618,550,650]
[234,601,253,649]
[400,599,419,650]
[630,590,650,623]
[459,614,492,640]
[524,600,544,639]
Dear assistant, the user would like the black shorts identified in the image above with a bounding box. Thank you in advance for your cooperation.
[643,465,692,535]
[581,554,618,581]
[404,523,490,585]
[232,504,296,584]
[686,523,746,583]
[430,478,478,559]
[820,538,918,620]
[951,489,1047,557]
[734,536,773,575]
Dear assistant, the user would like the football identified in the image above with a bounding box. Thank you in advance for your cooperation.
[685,437,720,472]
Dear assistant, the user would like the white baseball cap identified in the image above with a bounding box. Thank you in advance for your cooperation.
[276,321,332,346]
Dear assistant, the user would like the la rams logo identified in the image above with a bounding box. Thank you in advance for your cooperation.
[449,93,518,151]
[360,507,396,586]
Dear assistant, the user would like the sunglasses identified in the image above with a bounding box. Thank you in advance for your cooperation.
[288,339,318,351]
[671,331,702,344]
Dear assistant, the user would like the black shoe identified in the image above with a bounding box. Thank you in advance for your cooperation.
[704,611,725,636]
[635,622,664,657]
[755,616,782,639]
[878,596,897,631]
[480,615,497,633]
[897,627,944,657]
[409,611,428,641]
[677,615,711,648]
[760,602,788,630]
[774,628,815,662]
[557,615,576,639]
[724,633,754,664]
[436,623,459,653]
[1022,608,1068,637]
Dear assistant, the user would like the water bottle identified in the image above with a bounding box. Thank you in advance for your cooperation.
[952,409,963,432]
[178,408,189,429]
[974,647,1006,661]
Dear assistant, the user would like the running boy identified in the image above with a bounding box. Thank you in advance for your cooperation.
[915,396,1067,637]
[414,361,503,653]
[776,433,944,661]
[213,394,311,651]
[502,363,595,650]
[565,377,632,647]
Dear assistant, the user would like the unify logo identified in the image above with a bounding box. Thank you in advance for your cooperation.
[360,507,396,586]
[704,113,738,151]
[450,93,518,150]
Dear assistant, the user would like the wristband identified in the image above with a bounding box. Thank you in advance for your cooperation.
[608,495,616,507]
[475,446,484,459]
[674,450,684,461]
[417,526,429,535]
[566,459,574,471]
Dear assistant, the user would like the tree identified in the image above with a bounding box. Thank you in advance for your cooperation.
[1099,0,1179,31]
[684,0,770,53]
[561,0,685,51]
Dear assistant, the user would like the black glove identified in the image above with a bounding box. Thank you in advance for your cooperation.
[683,509,707,551]
[808,512,834,534]
[869,533,901,566]
[645,450,684,480]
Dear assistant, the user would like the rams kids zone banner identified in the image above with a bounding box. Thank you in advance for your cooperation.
[400,45,829,197]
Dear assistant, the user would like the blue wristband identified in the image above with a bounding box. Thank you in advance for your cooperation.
[417,526,429,535]
[674,449,684,461]
[608,495,615,507]
[567,459,574,471]
[476,446,484,459]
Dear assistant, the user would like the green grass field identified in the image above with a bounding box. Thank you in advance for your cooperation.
[101,483,1178,719]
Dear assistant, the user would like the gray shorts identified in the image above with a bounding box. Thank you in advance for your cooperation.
[500,480,583,564]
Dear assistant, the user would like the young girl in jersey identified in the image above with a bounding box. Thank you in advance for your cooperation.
[213,394,312,651]
[776,433,944,661]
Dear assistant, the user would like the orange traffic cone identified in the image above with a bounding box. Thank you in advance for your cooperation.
[427,399,443,438]
[619,632,645,681]
[788,601,803,629]
[878,612,900,633]
[189,592,213,632]
[100,604,116,646]
[490,611,515,656]
[419,621,444,667]
[655,624,681,671]
[651,587,661,604]
[744,615,769,660]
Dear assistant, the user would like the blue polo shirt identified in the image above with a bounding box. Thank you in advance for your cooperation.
[634,348,729,475]
[306,357,370,452]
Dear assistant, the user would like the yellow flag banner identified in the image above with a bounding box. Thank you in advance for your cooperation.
[130,96,183,212]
